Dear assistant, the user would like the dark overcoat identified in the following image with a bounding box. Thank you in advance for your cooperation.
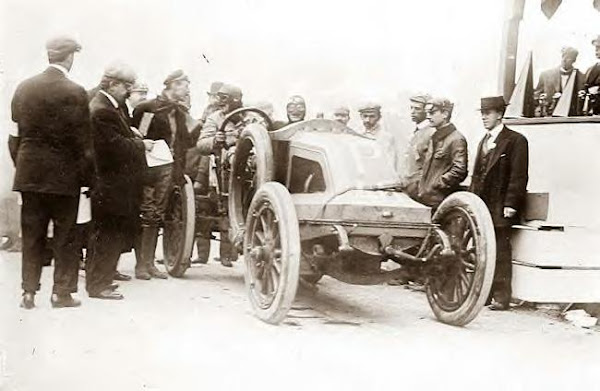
[11,66,93,196]
[89,92,146,218]
[469,126,529,227]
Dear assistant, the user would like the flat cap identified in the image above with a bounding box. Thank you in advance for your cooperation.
[163,69,189,86]
[218,83,243,101]
[208,81,224,95]
[46,35,81,61]
[426,97,454,112]
[333,105,350,115]
[103,62,137,84]
[287,95,306,106]
[130,82,148,92]
[561,46,579,58]
[358,102,381,113]
[409,93,431,105]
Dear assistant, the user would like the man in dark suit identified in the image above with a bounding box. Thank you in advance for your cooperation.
[470,96,529,311]
[535,46,584,116]
[584,36,600,114]
[11,36,92,309]
[86,63,152,299]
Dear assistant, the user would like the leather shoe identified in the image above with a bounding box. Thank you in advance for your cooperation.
[114,271,132,281]
[20,292,35,309]
[191,257,208,265]
[51,293,82,308]
[489,300,509,311]
[217,257,233,268]
[89,289,124,300]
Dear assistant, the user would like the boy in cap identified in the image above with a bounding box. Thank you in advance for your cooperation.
[132,69,194,279]
[332,106,350,125]
[470,96,529,311]
[12,35,91,309]
[417,97,468,208]
[535,46,584,116]
[358,102,398,172]
[87,63,152,300]
[196,83,244,267]
[399,94,434,199]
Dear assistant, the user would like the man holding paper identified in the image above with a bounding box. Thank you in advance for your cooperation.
[86,63,152,300]
[132,70,194,279]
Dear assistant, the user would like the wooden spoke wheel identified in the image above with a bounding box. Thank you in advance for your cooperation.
[162,175,195,278]
[244,182,300,324]
[229,123,274,250]
[425,192,496,326]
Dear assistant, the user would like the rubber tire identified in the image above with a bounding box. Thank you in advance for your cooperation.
[163,175,196,278]
[229,123,274,247]
[244,182,300,324]
[426,191,496,326]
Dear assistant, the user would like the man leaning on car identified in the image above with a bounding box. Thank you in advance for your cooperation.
[416,97,468,209]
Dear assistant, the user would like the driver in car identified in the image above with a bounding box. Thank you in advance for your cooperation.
[196,83,244,267]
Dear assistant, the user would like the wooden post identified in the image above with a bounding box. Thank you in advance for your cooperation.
[498,0,526,101]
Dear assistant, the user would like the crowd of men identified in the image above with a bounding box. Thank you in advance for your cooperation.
[10,35,529,311]
[535,35,600,116]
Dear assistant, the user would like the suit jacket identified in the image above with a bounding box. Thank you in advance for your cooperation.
[418,123,468,208]
[401,122,435,198]
[536,67,584,115]
[11,67,93,196]
[585,63,600,87]
[89,91,146,217]
[469,126,529,227]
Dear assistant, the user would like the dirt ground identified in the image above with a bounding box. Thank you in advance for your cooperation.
[1,247,600,391]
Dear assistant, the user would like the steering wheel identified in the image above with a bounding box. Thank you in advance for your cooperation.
[217,107,274,134]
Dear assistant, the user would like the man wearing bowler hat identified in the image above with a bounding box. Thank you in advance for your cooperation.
[11,35,93,309]
[470,96,529,311]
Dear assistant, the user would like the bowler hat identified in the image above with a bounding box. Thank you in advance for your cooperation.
[479,96,507,112]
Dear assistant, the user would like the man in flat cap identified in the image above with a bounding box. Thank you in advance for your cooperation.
[132,69,194,279]
[358,103,398,171]
[11,35,92,309]
[126,82,149,115]
[535,46,584,116]
[470,96,529,311]
[86,63,152,299]
[417,97,468,208]
[196,83,244,267]
[332,106,350,126]
[399,94,434,199]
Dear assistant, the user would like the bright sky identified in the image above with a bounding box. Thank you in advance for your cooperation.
[1,0,600,191]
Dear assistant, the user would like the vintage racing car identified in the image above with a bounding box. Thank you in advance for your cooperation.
[163,109,497,326]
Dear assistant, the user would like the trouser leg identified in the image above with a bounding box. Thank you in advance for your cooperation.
[20,192,50,293]
[492,226,513,305]
[219,230,234,260]
[49,194,80,295]
[86,218,125,295]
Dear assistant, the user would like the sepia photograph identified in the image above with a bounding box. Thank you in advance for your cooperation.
[1,0,600,390]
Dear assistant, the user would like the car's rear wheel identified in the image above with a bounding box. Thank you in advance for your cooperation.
[244,182,300,324]
[425,191,496,326]
[163,175,195,278]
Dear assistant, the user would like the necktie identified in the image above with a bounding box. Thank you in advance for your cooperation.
[481,133,491,156]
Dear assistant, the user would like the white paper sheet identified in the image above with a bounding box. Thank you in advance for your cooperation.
[145,139,174,167]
